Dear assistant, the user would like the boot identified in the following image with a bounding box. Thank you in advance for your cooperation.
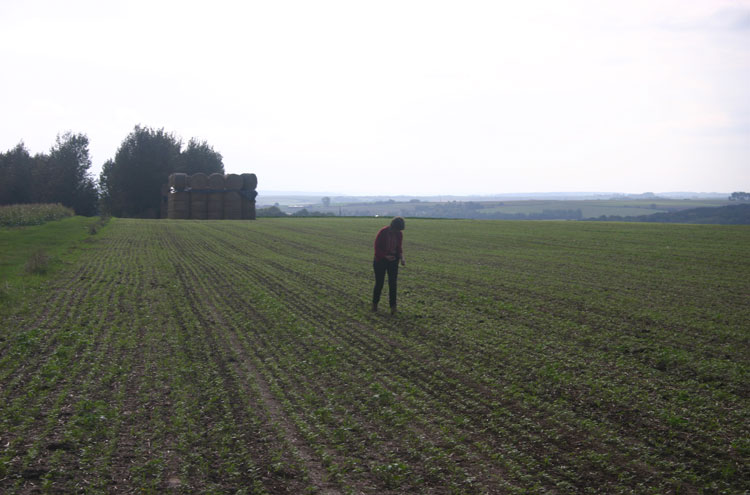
[390,306,397,315]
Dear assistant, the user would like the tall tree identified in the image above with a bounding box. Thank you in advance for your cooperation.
[176,138,224,176]
[100,126,229,217]
[42,132,98,215]
[0,143,34,205]
[100,126,181,218]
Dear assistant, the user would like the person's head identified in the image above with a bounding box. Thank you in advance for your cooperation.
[390,216,405,231]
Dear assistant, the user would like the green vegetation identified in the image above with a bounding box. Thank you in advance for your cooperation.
[590,203,750,224]
[23,250,51,275]
[0,203,74,227]
[0,135,98,216]
[0,215,105,308]
[1,218,748,493]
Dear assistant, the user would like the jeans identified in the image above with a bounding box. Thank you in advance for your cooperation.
[373,258,399,308]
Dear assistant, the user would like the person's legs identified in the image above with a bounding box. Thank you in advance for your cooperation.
[386,259,399,310]
[372,259,387,310]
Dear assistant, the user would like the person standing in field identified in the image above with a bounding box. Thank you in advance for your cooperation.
[372,216,406,315]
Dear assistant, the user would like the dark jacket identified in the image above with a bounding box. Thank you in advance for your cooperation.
[374,226,403,261]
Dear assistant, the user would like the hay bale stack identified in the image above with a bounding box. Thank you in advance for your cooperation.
[189,172,208,190]
[207,196,224,219]
[225,174,243,190]
[241,173,258,191]
[224,191,242,219]
[241,197,257,220]
[189,173,209,219]
[207,173,225,220]
[168,191,190,219]
[240,173,258,220]
[190,193,207,220]
[169,173,188,191]
[223,174,243,219]
[164,172,258,220]
[207,173,225,190]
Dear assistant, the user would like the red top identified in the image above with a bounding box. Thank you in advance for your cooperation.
[374,226,403,261]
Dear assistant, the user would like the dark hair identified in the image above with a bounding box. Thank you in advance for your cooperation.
[390,216,405,231]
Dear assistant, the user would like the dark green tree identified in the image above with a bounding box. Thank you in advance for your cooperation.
[176,138,224,176]
[0,134,98,215]
[41,132,98,215]
[100,127,229,217]
[0,143,34,205]
[256,205,286,217]
[100,126,181,218]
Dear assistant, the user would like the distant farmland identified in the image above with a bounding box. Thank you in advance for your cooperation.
[1,218,748,493]
[270,198,734,220]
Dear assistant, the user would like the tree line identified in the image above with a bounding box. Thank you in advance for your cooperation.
[0,126,225,218]
[588,204,750,225]
[0,133,98,216]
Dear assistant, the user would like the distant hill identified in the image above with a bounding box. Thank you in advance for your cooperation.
[257,191,730,204]
[590,204,750,225]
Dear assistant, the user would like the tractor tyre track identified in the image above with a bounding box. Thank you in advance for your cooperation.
[160,226,341,494]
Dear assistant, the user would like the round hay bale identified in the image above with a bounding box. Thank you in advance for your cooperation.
[241,173,258,190]
[190,192,208,220]
[207,173,225,190]
[189,172,208,190]
[225,174,243,190]
[224,191,242,219]
[168,191,190,219]
[207,192,224,219]
[241,197,256,220]
[169,173,188,191]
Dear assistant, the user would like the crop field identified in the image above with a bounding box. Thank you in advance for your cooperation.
[0,204,74,228]
[1,217,748,494]
[288,199,732,220]
[477,200,706,218]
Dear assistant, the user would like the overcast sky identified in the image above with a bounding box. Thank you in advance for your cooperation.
[1,0,748,195]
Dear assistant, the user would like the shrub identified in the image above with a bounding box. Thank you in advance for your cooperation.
[256,205,286,217]
[25,250,51,275]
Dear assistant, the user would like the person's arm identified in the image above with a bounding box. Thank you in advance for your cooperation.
[398,231,405,265]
